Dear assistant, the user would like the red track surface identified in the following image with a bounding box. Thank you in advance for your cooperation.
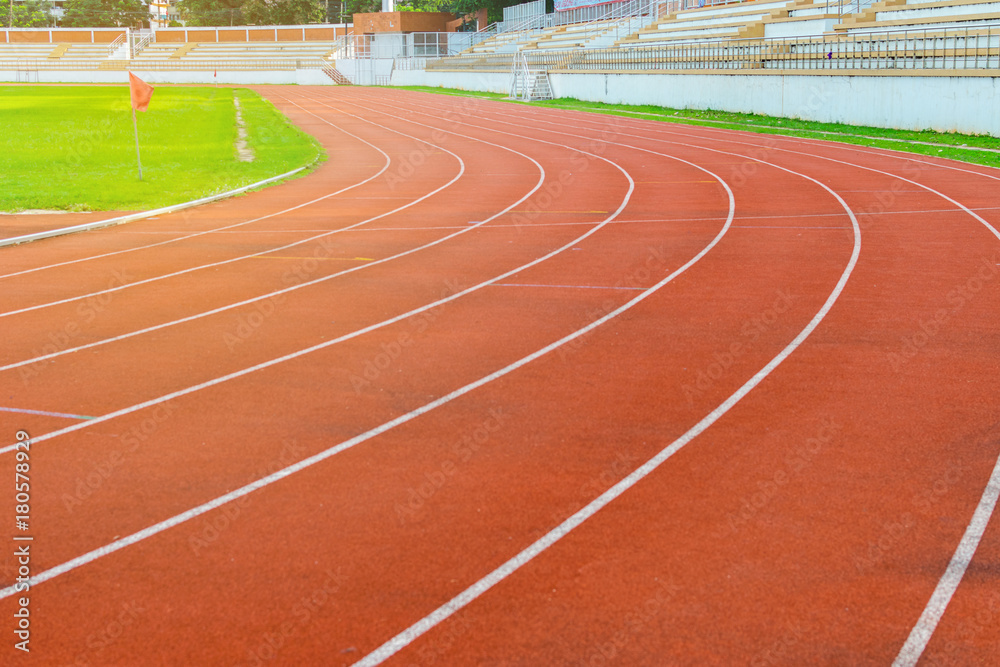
[1,87,998,666]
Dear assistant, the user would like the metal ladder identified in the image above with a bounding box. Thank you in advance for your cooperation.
[509,53,553,102]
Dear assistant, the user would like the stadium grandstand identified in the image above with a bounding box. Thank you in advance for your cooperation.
[1,0,998,131]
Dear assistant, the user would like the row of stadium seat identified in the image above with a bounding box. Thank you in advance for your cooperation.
[0,40,336,68]
[463,0,1000,56]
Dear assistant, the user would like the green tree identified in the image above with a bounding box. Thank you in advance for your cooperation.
[1,0,52,27]
[395,0,454,12]
[450,0,521,25]
[61,0,149,27]
[177,0,244,26]
[242,0,319,25]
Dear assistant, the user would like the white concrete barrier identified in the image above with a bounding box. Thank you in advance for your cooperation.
[390,68,1000,136]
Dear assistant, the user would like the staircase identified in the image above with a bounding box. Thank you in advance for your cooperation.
[322,63,353,85]
[509,54,553,101]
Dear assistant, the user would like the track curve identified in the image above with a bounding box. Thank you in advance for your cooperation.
[0,86,996,667]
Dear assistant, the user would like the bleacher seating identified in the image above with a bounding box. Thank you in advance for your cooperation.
[0,43,60,60]
[1,0,998,77]
[465,27,555,53]
[835,0,1000,34]
[528,16,653,49]
[0,39,338,72]
[618,0,794,46]
[180,42,334,61]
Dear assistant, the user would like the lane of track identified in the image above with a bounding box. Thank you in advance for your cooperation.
[0,85,776,667]
[5,85,860,667]
[0,85,647,575]
[1,87,994,665]
[355,87,1000,664]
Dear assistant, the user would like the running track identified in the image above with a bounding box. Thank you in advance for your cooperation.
[1,87,998,666]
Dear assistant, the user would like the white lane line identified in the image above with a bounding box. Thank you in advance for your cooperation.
[0,101,464,320]
[0,406,94,420]
[0,100,547,373]
[0,111,641,598]
[590,110,1000,664]
[0,95,642,458]
[0,127,391,283]
[419,92,1000,665]
[892,454,1000,666]
[488,95,1000,181]
[493,283,645,291]
[349,90,864,667]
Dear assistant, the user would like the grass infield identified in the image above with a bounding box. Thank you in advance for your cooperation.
[397,85,1000,169]
[0,86,323,213]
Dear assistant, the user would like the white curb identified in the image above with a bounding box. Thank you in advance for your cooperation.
[0,166,307,248]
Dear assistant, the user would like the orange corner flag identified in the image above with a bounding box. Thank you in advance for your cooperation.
[129,72,154,112]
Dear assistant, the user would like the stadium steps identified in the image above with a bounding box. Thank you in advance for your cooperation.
[322,64,352,84]
[834,0,1000,32]
[168,43,198,59]
[615,0,792,46]
[47,44,71,59]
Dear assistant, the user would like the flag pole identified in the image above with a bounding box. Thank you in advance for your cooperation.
[132,106,143,181]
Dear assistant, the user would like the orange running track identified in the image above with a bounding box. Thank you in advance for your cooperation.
[1,87,998,666]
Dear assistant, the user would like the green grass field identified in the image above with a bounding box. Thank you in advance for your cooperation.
[0,86,323,213]
[398,85,1000,169]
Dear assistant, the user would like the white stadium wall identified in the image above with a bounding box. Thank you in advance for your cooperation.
[390,69,1000,137]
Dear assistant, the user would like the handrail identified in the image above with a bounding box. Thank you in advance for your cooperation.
[133,30,154,57]
[107,33,127,58]
[550,0,661,46]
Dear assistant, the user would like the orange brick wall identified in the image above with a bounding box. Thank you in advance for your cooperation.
[155,31,185,43]
[1,29,125,43]
[352,11,456,34]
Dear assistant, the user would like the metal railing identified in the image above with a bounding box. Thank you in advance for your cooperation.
[423,24,1000,71]
[107,33,127,58]
[132,30,155,57]
[503,0,546,26]
[544,0,661,47]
